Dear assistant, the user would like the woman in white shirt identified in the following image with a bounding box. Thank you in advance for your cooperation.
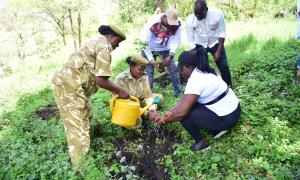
[157,48,240,151]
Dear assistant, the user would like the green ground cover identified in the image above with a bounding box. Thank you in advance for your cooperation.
[0,19,299,179]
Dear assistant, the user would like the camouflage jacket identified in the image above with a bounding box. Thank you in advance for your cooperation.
[115,69,152,100]
[52,35,113,97]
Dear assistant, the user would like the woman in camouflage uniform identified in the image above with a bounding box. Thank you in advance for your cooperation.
[115,54,163,128]
[52,25,129,168]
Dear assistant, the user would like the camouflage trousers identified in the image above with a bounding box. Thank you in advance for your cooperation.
[52,84,92,168]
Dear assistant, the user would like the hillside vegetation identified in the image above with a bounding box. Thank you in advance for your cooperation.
[0,0,299,178]
[0,33,299,179]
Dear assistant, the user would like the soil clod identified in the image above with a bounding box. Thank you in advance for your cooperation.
[154,73,187,88]
[34,106,59,120]
[111,125,182,179]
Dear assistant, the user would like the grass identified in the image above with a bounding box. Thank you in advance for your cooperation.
[0,18,300,179]
[226,17,297,42]
[0,18,296,115]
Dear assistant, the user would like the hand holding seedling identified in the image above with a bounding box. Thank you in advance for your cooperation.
[147,110,161,122]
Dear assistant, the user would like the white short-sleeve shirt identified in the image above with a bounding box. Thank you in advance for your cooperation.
[186,7,226,49]
[184,69,239,116]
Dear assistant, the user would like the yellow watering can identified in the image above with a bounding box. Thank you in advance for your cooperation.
[109,96,152,127]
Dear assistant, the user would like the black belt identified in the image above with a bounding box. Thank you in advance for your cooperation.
[203,87,230,105]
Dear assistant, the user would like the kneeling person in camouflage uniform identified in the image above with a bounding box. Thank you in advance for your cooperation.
[115,54,163,128]
[51,25,130,168]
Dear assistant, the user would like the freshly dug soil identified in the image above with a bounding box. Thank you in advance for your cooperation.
[154,73,172,87]
[111,125,182,179]
[34,106,59,120]
[154,73,187,88]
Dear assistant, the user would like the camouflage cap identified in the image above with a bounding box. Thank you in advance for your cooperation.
[108,24,126,40]
[131,54,149,67]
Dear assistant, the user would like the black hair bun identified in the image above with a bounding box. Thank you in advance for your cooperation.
[126,57,132,64]
[98,25,110,34]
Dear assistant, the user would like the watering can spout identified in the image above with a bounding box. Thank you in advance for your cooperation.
[139,104,152,116]
[139,95,160,116]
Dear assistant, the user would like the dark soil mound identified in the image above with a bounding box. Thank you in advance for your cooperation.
[34,106,59,120]
[154,73,171,87]
[111,125,182,179]
[154,73,187,88]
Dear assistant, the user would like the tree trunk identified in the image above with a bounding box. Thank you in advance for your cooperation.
[16,32,26,60]
[172,0,177,8]
[46,12,67,46]
[156,0,165,12]
[68,8,77,50]
[61,33,66,46]
[58,22,67,45]
[77,10,82,47]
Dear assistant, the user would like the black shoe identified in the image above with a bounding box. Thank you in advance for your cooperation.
[190,140,210,152]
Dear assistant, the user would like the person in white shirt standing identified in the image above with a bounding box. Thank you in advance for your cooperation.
[156,48,241,151]
[186,0,232,87]
[141,7,182,97]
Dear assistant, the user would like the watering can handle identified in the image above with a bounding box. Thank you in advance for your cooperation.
[139,103,152,116]
[109,95,140,112]
[109,95,118,112]
[130,96,140,103]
